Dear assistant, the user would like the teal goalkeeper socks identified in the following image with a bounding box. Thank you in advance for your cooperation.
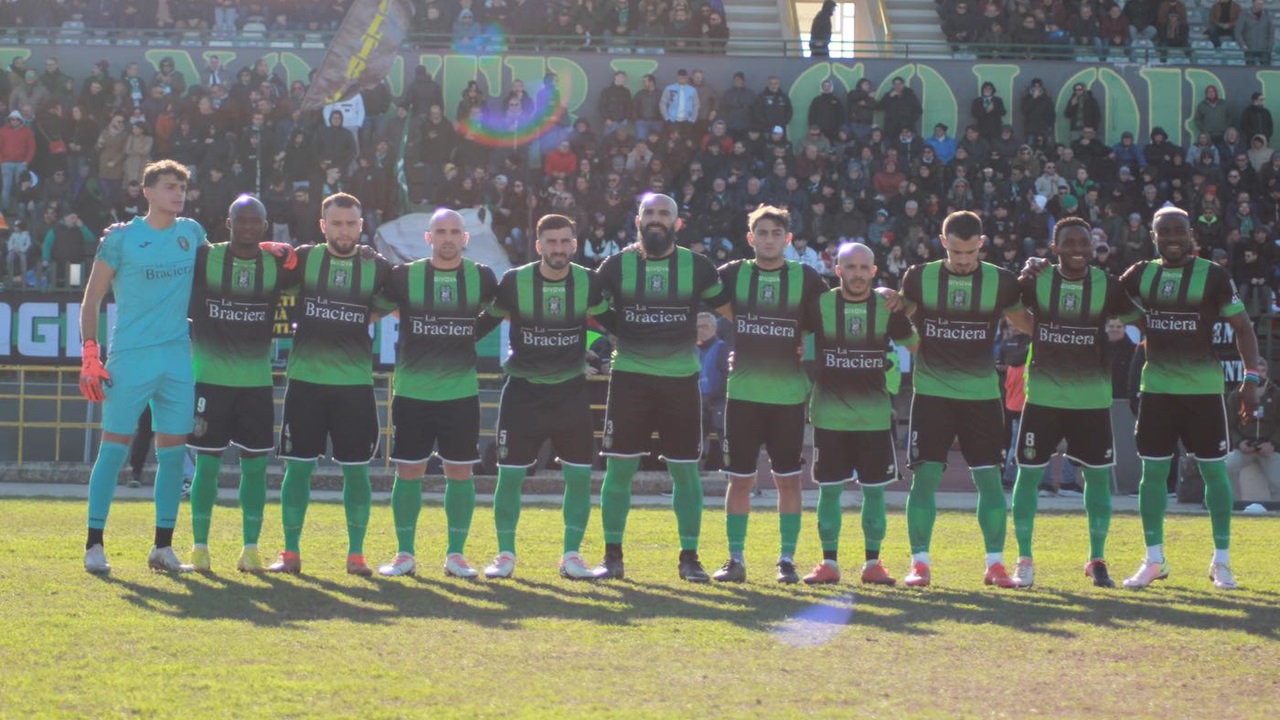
[87,441,129,531]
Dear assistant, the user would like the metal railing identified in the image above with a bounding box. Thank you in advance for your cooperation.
[0,27,1271,64]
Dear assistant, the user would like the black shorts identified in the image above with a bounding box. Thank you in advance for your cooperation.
[722,399,805,477]
[1136,393,1230,461]
[279,380,380,464]
[496,375,595,468]
[812,428,899,486]
[907,394,1006,469]
[1016,404,1115,468]
[601,371,702,462]
[390,395,481,464]
[189,383,275,453]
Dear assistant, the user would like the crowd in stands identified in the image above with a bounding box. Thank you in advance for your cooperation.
[3,43,1280,326]
[939,0,1276,65]
[0,0,731,54]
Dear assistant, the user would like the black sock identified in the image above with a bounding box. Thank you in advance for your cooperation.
[605,542,623,559]
[154,527,174,549]
[86,528,104,550]
[824,549,839,562]
[864,549,879,561]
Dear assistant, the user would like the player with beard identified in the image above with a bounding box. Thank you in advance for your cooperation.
[880,210,1034,588]
[376,208,497,579]
[269,193,393,576]
[80,160,206,574]
[802,243,918,585]
[186,195,302,573]
[1118,208,1260,589]
[477,214,611,580]
[710,206,829,584]
[593,193,731,582]
[1009,218,1141,589]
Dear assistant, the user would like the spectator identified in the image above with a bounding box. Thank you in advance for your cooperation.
[1067,4,1102,50]
[1240,92,1274,143]
[970,81,1006,141]
[809,0,836,57]
[1237,0,1275,66]
[1020,78,1055,143]
[943,0,981,48]
[1194,85,1229,144]
[1227,358,1280,503]
[697,311,729,470]
[633,73,663,144]
[878,76,922,138]
[1105,318,1136,401]
[784,233,823,272]
[701,10,730,53]
[1157,10,1191,63]
[751,76,793,136]
[1063,82,1101,142]
[41,208,93,289]
[0,110,35,214]
[845,77,876,143]
[1011,14,1047,58]
[6,219,30,287]
[660,69,699,139]
[1100,3,1131,50]
[926,122,956,164]
[1205,0,1243,47]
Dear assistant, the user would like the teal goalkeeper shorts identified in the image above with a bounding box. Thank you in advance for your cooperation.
[100,339,195,436]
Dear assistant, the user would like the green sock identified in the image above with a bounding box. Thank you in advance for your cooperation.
[817,483,843,552]
[1012,465,1045,559]
[726,512,749,553]
[445,477,476,555]
[341,464,372,556]
[1081,467,1112,560]
[494,466,527,554]
[190,454,222,545]
[561,464,592,554]
[973,466,1007,554]
[1138,457,1171,547]
[390,475,423,555]
[281,459,315,553]
[861,485,887,554]
[906,462,944,554]
[668,461,703,551]
[601,457,639,545]
[238,456,268,546]
[779,512,801,557]
[1199,460,1233,550]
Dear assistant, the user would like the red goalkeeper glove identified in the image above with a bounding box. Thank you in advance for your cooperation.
[79,339,111,403]
[259,242,298,271]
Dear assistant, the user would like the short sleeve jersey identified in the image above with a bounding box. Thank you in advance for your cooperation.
[808,288,918,431]
[382,257,497,401]
[719,259,827,405]
[596,245,728,376]
[1020,266,1138,410]
[901,260,1023,401]
[190,243,300,387]
[94,216,205,353]
[1120,257,1245,395]
[285,245,392,387]
[490,261,609,384]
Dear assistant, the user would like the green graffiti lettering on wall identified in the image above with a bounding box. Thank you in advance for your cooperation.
[1098,68,1140,147]
[1139,67,1182,145]
[916,65,958,142]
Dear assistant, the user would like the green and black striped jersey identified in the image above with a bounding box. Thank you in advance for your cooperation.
[808,288,917,431]
[190,243,299,387]
[901,260,1023,401]
[1020,266,1139,410]
[489,261,609,384]
[718,259,827,405]
[382,257,497,401]
[285,244,393,387]
[597,245,727,377]
[1120,257,1245,395]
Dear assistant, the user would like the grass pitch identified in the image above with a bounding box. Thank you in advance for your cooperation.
[1,498,1278,719]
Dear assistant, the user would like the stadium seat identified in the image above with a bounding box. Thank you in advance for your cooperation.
[1221,40,1246,65]
[301,33,326,49]
[241,22,267,46]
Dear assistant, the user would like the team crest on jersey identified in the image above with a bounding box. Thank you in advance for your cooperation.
[548,295,563,315]
[177,235,190,252]
[1160,279,1176,298]
[951,289,968,308]
[762,284,776,303]
[649,273,664,293]
[236,268,252,288]
[333,269,349,287]
[1063,293,1078,311]
[847,316,864,336]
[439,284,454,303]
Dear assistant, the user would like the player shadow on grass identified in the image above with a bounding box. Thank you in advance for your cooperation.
[95,572,1280,640]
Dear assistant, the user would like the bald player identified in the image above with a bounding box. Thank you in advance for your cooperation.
[593,193,731,582]
[377,208,497,579]
[186,195,302,572]
[802,243,918,585]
